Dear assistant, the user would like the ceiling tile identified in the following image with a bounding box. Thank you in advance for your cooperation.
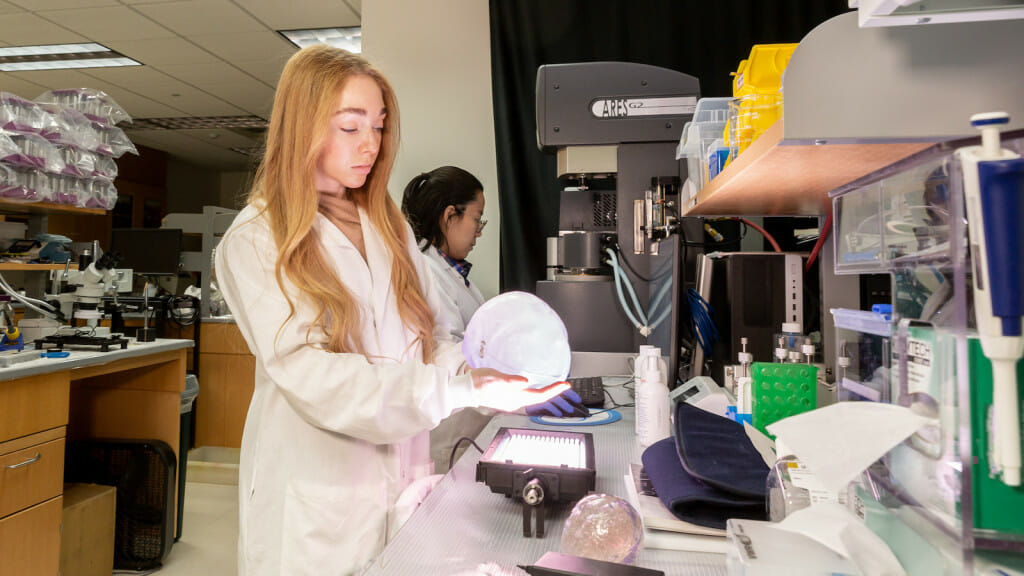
[7,68,105,90]
[201,78,275,117]
[188,29,295,64]
[236,0,359,30]
[8,0,118,9]
[38,5,175,42]
[0,12,86,44]
[232,55,289,86]
[0,73,48,99]
[129,83,246,117]
[159,60,267,88]
[103,36,219,66]
[0,1,24,15]
[134,0,267,36]
[79,65,177,88]
[343,0,360,17]
[95,90,182,120]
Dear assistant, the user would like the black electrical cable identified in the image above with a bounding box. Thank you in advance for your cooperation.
[448,436,485,471]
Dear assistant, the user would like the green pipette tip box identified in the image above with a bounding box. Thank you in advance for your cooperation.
[750,362,818,437]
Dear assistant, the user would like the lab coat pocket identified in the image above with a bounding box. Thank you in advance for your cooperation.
[280,480,386,576]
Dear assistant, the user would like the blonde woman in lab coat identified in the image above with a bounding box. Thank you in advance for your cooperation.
[215,46,568,576]
[402,167,491,470]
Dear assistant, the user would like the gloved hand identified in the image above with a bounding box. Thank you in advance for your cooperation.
[470,368,571,412]
[525,389,589,418]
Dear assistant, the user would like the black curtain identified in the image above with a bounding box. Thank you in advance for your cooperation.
[490,0,850,292]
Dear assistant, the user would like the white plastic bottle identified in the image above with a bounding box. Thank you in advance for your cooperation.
[633,345,655,383]
[636,346,671,448]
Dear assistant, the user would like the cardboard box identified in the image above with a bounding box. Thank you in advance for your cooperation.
[60,483,115,576]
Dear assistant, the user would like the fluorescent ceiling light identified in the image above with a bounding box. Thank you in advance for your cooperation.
[279,27,361,53]
[0,42,140,72]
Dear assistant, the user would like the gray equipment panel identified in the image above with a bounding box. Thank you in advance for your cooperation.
[537,280,637,353]
[536,62,700,150]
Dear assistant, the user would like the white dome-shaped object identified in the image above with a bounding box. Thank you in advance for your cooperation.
[462,291,571,387]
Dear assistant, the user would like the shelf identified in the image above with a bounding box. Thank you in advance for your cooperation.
[0,263,78,271]
[683,119,933,217]
[0,199,106,217]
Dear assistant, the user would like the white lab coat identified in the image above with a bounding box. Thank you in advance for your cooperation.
[421,245,492,471]
[216,203,475,576]
[422,244,485,340]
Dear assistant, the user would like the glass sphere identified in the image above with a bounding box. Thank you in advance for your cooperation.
[560,493,643,564]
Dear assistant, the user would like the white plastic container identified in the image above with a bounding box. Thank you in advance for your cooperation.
[636,346,671,448]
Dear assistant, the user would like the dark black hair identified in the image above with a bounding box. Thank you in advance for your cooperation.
[401,166,483,251]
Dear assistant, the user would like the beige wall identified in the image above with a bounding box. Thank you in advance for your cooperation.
[363,0,500,299]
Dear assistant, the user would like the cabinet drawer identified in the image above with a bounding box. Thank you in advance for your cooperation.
[0,436,65,518]
[0,496,62,576]
[200,322,252,355]
[0,373,70,442]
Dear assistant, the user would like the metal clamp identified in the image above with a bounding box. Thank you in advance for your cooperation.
[6,452,41,469]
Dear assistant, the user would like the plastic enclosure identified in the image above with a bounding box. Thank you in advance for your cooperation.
[828,129,1024,573]
[831,308,892,402]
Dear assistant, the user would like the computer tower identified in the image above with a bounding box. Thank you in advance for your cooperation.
[706,253,804,385]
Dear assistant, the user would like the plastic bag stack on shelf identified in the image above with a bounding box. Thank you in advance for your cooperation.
[0,88,136,210]
[676,97,731,204]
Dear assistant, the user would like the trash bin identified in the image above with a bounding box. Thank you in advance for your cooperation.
[177,374,200,541]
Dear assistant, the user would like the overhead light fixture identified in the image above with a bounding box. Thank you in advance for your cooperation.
[278,27,362,53]
[0,42,140,72]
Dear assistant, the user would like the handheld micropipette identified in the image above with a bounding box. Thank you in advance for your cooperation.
[959,111,1024,487]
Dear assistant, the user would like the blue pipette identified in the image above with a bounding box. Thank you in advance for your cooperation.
[959,112,1024,486]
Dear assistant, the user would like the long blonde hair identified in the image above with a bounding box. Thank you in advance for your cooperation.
[248,45,436,361]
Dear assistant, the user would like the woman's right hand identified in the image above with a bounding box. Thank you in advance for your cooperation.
[469,368,570,412]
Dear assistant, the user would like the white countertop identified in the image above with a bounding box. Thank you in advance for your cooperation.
[0,338,193,382]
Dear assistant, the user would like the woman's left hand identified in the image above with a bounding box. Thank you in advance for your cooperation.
[470,368,571,412]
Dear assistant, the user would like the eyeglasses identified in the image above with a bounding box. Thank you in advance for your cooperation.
[475,217,488,233]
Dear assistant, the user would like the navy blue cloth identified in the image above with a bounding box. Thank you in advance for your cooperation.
[673,401,770,499]
[641,437,767,530]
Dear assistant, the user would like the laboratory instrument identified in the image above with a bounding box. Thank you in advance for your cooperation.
[535,61,699,385]
[958,111,1024,486]
[669,376,733,418]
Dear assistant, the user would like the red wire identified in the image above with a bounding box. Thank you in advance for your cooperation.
[804,211,833,273]
[736,218,782,253]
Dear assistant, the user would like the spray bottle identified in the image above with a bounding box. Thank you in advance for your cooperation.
[959,111,1024,487]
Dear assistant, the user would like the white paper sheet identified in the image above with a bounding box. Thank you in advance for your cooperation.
[765,402,932,493]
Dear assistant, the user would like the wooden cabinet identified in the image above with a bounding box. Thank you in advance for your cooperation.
[197,322,255,448]
[0,374,69,576]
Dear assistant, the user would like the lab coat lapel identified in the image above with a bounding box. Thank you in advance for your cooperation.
[360,206,394,352]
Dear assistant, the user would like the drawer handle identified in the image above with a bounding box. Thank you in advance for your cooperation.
[5,452,41,469]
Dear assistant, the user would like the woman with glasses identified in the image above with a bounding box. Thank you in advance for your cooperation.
[402,166,493,471]
[402,166,488,340]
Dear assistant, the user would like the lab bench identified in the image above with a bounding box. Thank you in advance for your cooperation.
[365,377,728,576]
[0,338,192,576]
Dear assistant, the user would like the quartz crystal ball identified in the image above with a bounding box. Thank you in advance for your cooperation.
[560,493,643,564]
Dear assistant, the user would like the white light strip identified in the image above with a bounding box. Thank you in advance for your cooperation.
[0,57,140,72]
[492,432,585,469]
[279,27,362,53]
[0,42,110,58]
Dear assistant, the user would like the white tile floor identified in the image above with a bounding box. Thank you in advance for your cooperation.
[156,481,239,575]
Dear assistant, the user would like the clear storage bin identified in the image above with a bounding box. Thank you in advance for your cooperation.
[831,307,892,402]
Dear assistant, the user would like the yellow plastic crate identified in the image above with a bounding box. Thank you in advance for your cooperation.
[733,43,797,98]
[722,43,797,164]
